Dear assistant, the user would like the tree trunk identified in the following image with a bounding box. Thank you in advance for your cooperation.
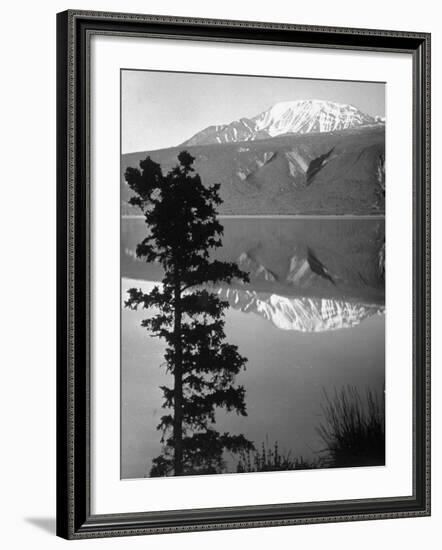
[173,276,184,475]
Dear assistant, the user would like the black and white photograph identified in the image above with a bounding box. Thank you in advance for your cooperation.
[1,0,436,546]
[121,70,386,479]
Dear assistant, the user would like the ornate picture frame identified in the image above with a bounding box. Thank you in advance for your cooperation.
[56,10,430,539]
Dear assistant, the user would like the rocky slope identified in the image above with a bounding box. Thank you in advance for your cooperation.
[122,125,385,215]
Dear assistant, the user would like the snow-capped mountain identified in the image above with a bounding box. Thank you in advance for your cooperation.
[181,100,382,146]
[216,287,384,332]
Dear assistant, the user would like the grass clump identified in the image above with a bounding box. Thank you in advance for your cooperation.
[316,385,385,468]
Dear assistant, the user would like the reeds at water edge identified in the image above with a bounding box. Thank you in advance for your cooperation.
[316,385,385,468]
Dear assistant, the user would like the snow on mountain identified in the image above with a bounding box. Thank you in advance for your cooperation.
[216,287,384,332]
[252,100,376,136]
[181,100,382,146]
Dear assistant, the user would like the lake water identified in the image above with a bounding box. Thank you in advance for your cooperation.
[121,217,385,478]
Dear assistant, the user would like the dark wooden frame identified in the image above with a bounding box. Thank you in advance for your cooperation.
[56,9,431,540]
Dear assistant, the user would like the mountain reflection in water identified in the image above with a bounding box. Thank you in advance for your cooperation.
[122,216,385,333]
[121,216,385,478]
[216,288,383,332]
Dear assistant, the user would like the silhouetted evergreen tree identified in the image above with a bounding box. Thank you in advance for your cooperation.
[125,151,254,476]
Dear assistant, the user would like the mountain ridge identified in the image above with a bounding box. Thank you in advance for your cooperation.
[181,99,384,147]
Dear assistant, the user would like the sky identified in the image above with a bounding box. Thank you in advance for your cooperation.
[122,69,385,154]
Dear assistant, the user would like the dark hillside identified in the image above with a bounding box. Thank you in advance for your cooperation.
[121,125,385,215]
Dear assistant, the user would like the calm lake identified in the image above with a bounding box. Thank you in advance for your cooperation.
[121,217,385,479]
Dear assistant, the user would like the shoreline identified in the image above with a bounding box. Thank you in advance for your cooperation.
[122,214,386,220]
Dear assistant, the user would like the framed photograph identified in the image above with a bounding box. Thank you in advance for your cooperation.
[56,10,431,539]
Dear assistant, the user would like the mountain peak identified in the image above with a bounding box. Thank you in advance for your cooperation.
[181,99,381,147]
